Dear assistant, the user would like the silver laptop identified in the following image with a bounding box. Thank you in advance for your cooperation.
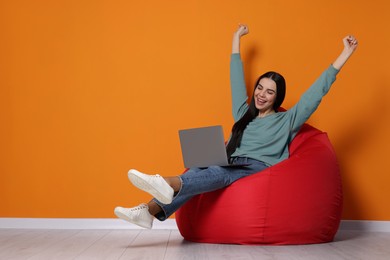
[178,125,249,168]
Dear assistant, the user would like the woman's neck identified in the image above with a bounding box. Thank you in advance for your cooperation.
[258,110,275,118]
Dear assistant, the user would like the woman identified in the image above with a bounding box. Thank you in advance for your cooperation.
[114,24,358,229]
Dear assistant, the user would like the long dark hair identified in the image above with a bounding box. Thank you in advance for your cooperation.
[226,71,286,159]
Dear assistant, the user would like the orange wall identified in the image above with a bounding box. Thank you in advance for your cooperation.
[1,0,389,220]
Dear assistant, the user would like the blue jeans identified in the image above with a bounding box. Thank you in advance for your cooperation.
[153,157,268,221]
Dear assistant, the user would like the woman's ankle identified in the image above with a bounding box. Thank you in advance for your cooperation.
[148,201,162,216]
[165,176,181,192]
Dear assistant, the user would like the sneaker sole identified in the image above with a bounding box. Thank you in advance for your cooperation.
[114,208,152,229]
[128,170,173,204]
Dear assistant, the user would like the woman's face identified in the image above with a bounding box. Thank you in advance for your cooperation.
[254,77,277,115]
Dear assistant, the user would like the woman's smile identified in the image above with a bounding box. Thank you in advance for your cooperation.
[254,77,277,116]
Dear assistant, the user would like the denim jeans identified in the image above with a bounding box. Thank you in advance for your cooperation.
[153,157,268,221]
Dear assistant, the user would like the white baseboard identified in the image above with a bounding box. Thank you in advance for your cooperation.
[338,220,390,232]
[0,218,178,230]
[0,218,389,232]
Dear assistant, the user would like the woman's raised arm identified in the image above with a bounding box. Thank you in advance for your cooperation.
[232,24,249,54]
[332,35,358,70]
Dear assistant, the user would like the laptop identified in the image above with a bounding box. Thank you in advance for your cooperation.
[178,125,249,168]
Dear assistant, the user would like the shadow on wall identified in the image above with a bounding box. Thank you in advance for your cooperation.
[242,43,261,94]
[334,81,389,219]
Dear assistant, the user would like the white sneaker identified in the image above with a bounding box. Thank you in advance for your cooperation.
[114,204,154,229]
[128,169,174,204]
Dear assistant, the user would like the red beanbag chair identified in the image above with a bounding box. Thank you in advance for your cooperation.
[175,124,342,245]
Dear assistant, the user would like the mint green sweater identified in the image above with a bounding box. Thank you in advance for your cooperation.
[230,53,339,166]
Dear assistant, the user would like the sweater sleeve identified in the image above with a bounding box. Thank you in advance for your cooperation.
[288,65,339,135]
[230,54,249,122]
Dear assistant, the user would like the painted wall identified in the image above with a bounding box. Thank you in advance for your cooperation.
[1,0,389,220]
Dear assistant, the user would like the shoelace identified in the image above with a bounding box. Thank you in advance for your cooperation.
[130,204,148,212]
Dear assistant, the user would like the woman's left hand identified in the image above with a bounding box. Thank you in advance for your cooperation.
[332,35,358,70]
[343,35,358,54]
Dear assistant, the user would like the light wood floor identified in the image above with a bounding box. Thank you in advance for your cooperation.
[0,229,389,259]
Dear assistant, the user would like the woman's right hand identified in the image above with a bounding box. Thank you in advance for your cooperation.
[232,23,248,53]
[234,24,249,38]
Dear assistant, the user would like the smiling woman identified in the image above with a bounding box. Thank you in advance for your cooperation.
[113,24,358,232]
